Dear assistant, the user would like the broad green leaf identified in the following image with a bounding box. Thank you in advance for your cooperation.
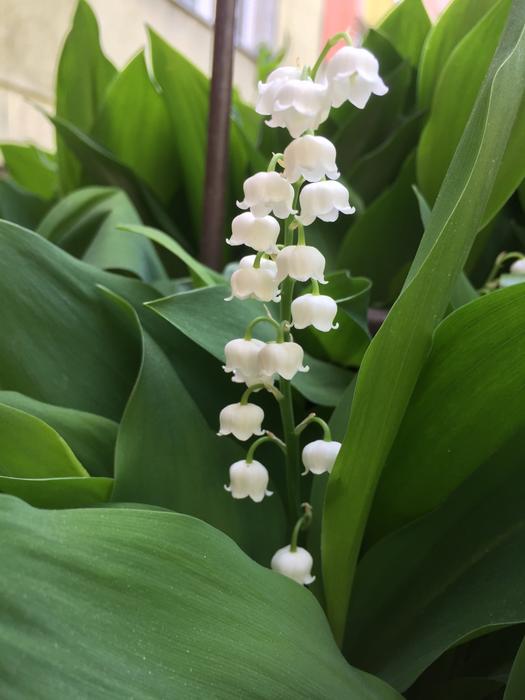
[148,29,209,242]
[0,220,154,420]
[55,0,117,192]
[333,62,414,175]
[367,284,525,543]
[0,144,57,199]
[418,0,499,109]
[417,0,525,225]
[0,476,112,509]
[348,112,425,204]
[0,403,87,478]
[378,0,431,67]
[38,186,166,281]
[346,446,525,690]
[0,392,116,477]
[91,51,178,204]
[0,179,50,229]
[51,115,183,246]
[147,285,353,407]
[106,288,285,564]
[0,496,402,699]
[338,153,423,305]
[119,223,219,287]
[322,1,525,644]
[504,636,525,700]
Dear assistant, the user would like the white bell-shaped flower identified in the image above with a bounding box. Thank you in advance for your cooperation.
[227,213,280,253]
[282,135,339,183]
[297,181,355,226]
[271,545,315,585]
[258,341,309,381]
[256,66,302,114]
[237,172,296,219]
[510,258,525,274]
[224,338,264,379]
[302,439,341,475]
[264,78,331,138]
[225,459,273,502]
[276,245,326,284]
[229,255,280,303]
[218,402,264,442]
[321,46,388,110]
[291,293,339,332]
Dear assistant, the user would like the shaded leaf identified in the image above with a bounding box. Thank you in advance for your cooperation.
[0,144,57,199]
[0,476,112,509]
[378,0,431,67]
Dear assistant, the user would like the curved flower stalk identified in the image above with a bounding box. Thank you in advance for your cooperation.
[217,33,388,585]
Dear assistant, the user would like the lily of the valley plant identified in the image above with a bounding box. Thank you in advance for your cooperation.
[219,36,387,584]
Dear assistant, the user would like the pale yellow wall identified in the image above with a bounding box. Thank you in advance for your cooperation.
[277,0,324,67]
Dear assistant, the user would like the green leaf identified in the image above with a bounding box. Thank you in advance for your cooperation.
[147,285,353,407]
[417,0,525,226]
[51,115,182,246]
[0,144,57,199]
[55,0,117,192]
[104,288,286,564]
[0,392,116,477]
[367,284,525,542]
[119,223,219,287]
[378,0,431,67]
[38,186,166,281]
[346,446,525,691]
[0,495,402,699]
[91,51,178,204]
[338,153,423,305]
[0,220,156,420]
[0,476,112,509]
[322,1,525,644]
[148,29,209,242]
[0,179,50,229]
[0,403,87,478]
[418,0,499,109]
[504,636,525,700]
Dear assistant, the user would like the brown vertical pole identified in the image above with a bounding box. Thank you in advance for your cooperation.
[200,0,237,269]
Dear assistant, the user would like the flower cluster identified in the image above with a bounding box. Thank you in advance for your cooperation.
[217,36,387,586]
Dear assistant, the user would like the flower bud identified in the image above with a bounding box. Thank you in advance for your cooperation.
[224,459,273,502]
[291,293,338,332]
[302,439,341,475]
[510,258,525,275]
[258,341,309,381]
[227,212,280,253]
[218,402,264,441]
[321,46,388,110]
[276,245,326,284]
[297,181,355,226]
[237,172,296,219]
[229,255,280,303]
[282,135,339,183]
[271,545,315,585]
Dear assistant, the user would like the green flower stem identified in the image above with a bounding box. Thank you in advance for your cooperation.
[295,413,332,441]
[296,221,306,245]
[246,432,286,463]
[244,316,283,341]
[290,503,313,552]
[311,32,352,80]
[279,183,303,526]
[240,383,283,405]
[253,251,265,269]
[267,152,284,172]
[311,280,320,295]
